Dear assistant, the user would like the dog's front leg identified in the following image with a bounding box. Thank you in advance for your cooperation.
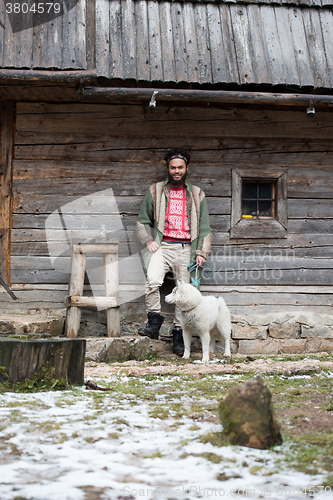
[182,329,191,359]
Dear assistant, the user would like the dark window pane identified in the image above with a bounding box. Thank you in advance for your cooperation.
[242,200,257,216]
[259,182,272,199]
[242,182,257,199]
[258,200,272,216]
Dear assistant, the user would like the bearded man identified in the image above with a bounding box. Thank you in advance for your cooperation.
[135,148,212,356]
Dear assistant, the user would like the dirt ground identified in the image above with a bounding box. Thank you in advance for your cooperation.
[85,349,333,437]
[85,353,333,378]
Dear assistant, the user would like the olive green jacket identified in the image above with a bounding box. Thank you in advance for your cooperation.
[136,178,212,273]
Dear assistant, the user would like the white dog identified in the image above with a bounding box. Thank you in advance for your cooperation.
[165,281,231,362]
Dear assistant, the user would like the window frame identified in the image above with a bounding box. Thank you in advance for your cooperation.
[230,168,288,239]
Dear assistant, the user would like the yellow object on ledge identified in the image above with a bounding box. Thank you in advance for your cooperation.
[242,215,253,218]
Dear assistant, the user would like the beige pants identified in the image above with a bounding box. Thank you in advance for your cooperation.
[145,241,191,327]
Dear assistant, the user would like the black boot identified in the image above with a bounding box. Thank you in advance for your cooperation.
[172,328,184,356]
[138,312,164,340]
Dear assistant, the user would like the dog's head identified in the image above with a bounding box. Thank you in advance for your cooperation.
[164,280,182,305]
[165,280,201,310]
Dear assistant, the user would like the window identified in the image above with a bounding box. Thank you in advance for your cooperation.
[230,169,287,239]
[242,180,276,218]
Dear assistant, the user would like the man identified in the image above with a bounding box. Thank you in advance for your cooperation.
[135,148,211,355]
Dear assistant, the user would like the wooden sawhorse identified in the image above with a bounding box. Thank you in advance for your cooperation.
[65,243,120,338]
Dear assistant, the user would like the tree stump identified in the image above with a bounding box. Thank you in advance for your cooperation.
[0,338,86,386]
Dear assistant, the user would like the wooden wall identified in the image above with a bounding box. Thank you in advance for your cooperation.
[4,102,333,315]
[0,101,14,283]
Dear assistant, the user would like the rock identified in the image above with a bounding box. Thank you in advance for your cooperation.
[245,314,283,327]
[238,339,280,355]
[269,320,300,339]
[301,325,333,339]
[215,339,238,355]
[0,314,65,336]
[279,339,307,354]
[219,375,282,449]
[85,336,155,362]
[305,337,333,353]
[79,320,107,337]
[232,324,267,340]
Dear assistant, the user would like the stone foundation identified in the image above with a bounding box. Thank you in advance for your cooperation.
[230,312,333,355]
[0,310,332,356]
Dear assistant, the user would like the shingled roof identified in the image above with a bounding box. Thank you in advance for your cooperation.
[1,0,333,89]
[96,0,333,88]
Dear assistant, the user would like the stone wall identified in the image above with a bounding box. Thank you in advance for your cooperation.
[0,310,332,356]
[230,313,333,355]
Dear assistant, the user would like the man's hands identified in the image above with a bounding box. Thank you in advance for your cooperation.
[146,241,160,252]
[196,255,206,267]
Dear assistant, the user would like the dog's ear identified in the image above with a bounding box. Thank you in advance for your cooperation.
[177,279,184,286]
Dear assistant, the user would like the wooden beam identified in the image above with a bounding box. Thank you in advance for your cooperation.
[79,86,333,107]
[0,69,97,83]
[66,295,120,308]
[0,102,14,284]
[73,243,119,254]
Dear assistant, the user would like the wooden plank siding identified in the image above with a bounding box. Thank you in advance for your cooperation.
[95,0,333,88]
[4,101,332,315]
[0,0,86,69]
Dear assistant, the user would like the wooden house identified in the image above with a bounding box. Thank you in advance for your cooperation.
[0,0,333,350]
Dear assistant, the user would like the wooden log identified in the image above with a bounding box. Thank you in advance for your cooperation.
[104,251,120,337]
[0,69,96,83]
[0,85,79,102]
[66,295,120,308]
[65,248,86,338]
[73,243,119,254]
[79,86,333,107]
[15,103,333,141]
[0,338,86,386]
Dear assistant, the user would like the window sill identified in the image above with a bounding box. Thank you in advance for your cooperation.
[230,218,287,239]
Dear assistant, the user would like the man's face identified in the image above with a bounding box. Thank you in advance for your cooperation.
[167,158,188,186]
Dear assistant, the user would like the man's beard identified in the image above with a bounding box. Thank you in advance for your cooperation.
[168,171,187,187]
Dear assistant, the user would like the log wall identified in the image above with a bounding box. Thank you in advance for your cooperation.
[3,102,333,315]
[0,101,14,283]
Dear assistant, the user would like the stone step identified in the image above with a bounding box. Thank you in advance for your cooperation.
[0,313,65,336]
[86,336,157,362]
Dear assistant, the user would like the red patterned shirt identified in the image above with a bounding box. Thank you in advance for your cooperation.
[163,186,191,241]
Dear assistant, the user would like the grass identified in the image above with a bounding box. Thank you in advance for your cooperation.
[1,362,332,483]
[281,434,333,475]
[181,452,224,463]
[0,364,68,393]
